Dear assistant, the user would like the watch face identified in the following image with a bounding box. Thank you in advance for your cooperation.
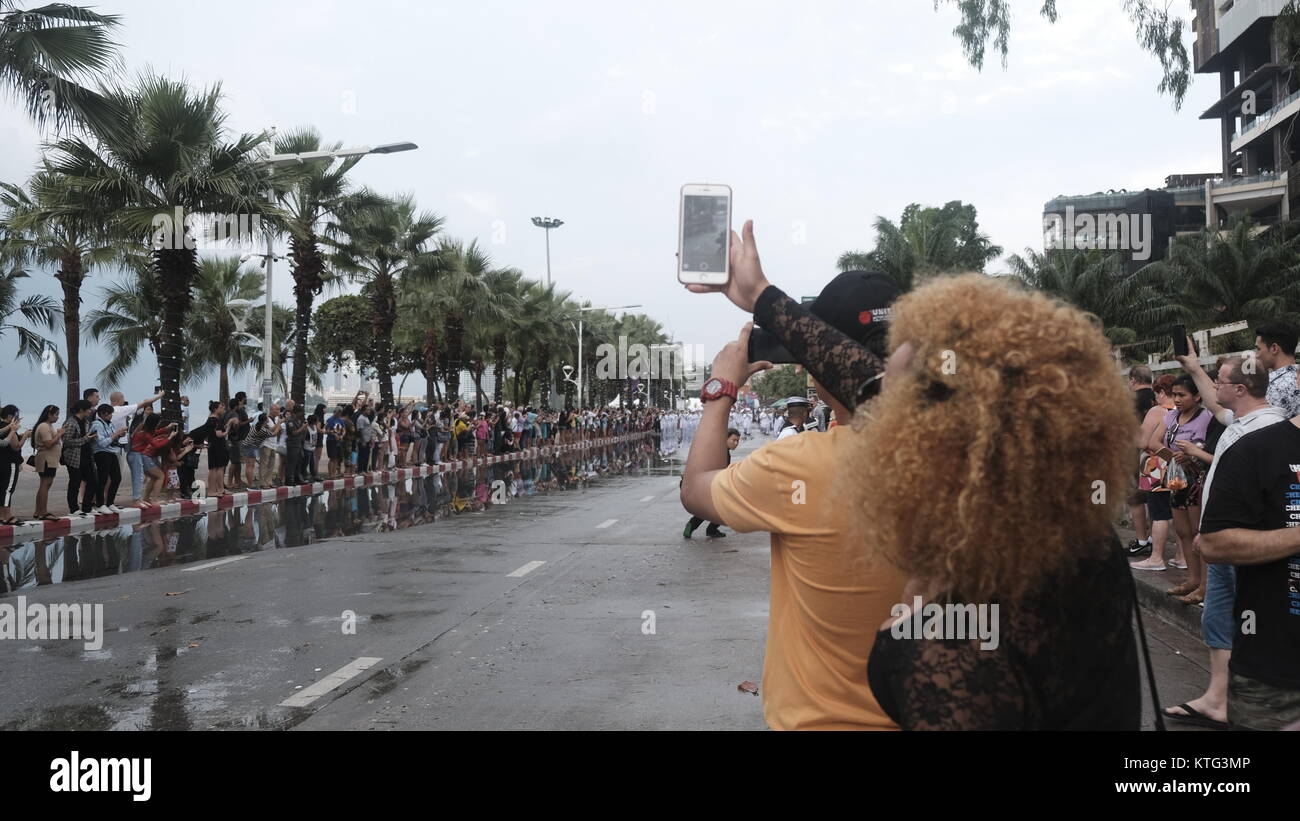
[704,379,722,395]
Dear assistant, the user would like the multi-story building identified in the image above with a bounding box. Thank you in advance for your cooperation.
[1042,0,1299,264]
[1192,0,1296,225]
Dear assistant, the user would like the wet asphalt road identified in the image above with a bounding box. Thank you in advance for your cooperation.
[0,440,772,731]
[0,433,1215,731]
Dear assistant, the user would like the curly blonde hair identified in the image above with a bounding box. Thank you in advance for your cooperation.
[840,274,1135,604]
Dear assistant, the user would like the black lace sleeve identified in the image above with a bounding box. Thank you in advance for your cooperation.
[752,285,885,410]
[873,636,1034,730]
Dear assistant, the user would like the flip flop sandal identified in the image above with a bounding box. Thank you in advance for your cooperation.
[1130,563,1167,571]
[1166,582,1198,596]
[37,513,59,522]
[0,518,19,526]
[1169,561,1189,570]
[1162,703,1229,730]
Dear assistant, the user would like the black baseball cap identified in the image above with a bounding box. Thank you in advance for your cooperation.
[808,270,899,345]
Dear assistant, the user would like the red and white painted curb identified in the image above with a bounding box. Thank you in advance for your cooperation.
[0,432,651,546]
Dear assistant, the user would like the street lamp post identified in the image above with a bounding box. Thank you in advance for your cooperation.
[650,342,679,410]
[254,133,417,410]
[531,217,564,287]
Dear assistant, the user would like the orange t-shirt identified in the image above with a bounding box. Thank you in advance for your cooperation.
[711,426,903,730]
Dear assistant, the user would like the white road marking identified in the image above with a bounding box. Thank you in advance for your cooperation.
[639,496,655,502]
[278,657,383,708]
[181,556,249,572]
[507,560,546,578]
[596,519,618,529]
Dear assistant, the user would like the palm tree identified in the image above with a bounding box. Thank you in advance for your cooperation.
[478,266,523,403]
[393,285,441,406]
[44,72,275,423]
[0,1,124,135]
[616,312,668,406]
[185,256,264,404]
[0,238,62,373]
[85,255,164,387]
[1147,219,1300,329]
[1007,247,1182,346]
[506,280,570,408]
[401,237,506,405]
[267,303,320,398]
[326,192,443,404]
[273,126,378,407]
[2,168,119,408]
[839,201,1002,292]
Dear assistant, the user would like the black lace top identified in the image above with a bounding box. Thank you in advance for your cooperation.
[753,285,885,410]
[754,284,1141,730]
[867,536,1140,730]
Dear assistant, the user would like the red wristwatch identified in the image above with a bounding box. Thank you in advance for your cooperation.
[700,377,738,403]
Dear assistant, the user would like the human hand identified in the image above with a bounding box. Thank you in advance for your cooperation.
[1174,336,1200,371]
[711,322,773,387]
[683,220,772,313]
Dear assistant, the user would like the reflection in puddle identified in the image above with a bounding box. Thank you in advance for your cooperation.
[0,439,675,594]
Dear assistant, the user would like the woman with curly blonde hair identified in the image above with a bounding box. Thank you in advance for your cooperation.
[688,220,1143,730]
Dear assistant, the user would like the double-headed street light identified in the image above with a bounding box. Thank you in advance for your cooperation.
[250,132,417,410]
[572,304,640,408]
[650,341,680,409]
[531,216,563,287]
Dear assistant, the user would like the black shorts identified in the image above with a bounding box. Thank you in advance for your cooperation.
[38,465,57,479]
[1146,490,1172,522]
[327,441,341,460]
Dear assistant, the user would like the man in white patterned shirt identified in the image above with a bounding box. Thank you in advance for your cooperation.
[1254,322,1300,418]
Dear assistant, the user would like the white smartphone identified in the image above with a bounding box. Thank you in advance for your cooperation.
[677,183,731,285]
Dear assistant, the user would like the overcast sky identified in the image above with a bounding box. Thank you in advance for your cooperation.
[1,0,1224,408]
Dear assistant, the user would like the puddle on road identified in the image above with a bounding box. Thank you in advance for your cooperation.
[0,438,683,595]
[0,437,694,731]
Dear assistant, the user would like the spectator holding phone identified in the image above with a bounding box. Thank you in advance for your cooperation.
[0,405,30,525]
[1161,345,1288,727]
[1131,375,1211,574]
[62,399,99,517]
[30,404,64,521]
[90,403,128,513]
[1199,359,1300,729]
[680,262,906,730]
[130,413,175,508]
[686,220,1140,729]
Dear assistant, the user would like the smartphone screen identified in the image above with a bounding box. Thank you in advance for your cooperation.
[678,185,730,284]
[1172,324,1188,357]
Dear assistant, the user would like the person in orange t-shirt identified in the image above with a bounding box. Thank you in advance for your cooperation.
[681,269,904,730]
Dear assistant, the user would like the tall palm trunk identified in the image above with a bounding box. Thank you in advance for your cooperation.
[155,246,196,425]
[471,365,485,406]
[217,333,230,404]
[492,334,507,404]
[371,271,396,404]
[422,327,439,406]
[56,255,84,410]
[444,313,464,405]
[536,343,552,410]
[289,232,325,406]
